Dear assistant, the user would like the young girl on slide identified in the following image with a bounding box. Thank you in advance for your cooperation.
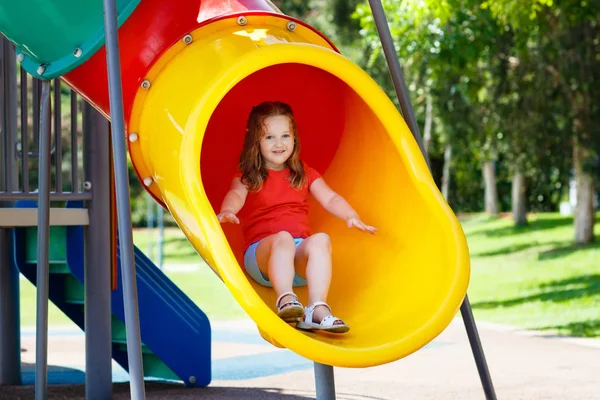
[217,101,376,334]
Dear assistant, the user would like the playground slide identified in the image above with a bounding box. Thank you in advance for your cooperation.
[1,0,470,369]
[12,202,211,386]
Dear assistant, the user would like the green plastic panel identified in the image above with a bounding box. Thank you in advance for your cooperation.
[0,0,140,79]
[25,226,67,265]
[63,274,84,304]
[111,315,127,343]
[142,353,180,381]
[112,317,178,380]
[115,342,153,355]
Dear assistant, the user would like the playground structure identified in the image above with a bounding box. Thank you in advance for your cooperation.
[0,1,497,399]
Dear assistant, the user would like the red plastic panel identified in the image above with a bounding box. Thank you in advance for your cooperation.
[61,0,323,122]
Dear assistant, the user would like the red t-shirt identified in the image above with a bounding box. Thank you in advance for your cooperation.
[235,162,322,250]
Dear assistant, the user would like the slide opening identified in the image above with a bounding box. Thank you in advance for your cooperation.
[200,62,457,349]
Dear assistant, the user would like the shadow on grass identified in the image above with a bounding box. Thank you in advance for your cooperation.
[459,213,502,225]
[479,215,575,238]
[473,239,599,258]
[162,236,198,256]
[538,319,600,338]
[537,240,600,260]
[472,240,562,257]
[472,213,600,239]
[162,236,189,246]
[472,274,600,309]
[538,274,600,290]
[164,245,197,257]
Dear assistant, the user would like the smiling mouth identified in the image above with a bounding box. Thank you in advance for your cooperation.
[273,150,285,154]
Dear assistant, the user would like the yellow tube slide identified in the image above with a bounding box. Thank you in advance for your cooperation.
[127,15,470,368]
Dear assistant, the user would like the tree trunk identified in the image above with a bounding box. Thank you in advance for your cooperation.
[441,144,452,200]
[573,140,595,244]
[511,169,528,226]
[482,161,499,215]
[423,95,433,153]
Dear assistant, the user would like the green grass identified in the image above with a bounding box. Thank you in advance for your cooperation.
[139,235,248,320]
[131,227,246,319]
[132,228,199,265]
[19,265,246,328]
[463,212,600,338]
[20,279,70,328]
[20,213,600,339]
[19,228,245,328]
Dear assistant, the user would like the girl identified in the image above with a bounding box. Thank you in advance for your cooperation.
[217,101,376,334]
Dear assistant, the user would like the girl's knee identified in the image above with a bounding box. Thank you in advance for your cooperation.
[308,233,331,253]
[272,231,295,248]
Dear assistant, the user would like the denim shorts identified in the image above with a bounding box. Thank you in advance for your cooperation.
[243,238,308,287]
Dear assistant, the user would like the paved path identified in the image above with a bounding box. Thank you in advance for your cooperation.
[4,318,599,399]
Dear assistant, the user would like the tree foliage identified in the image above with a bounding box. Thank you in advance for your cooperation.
[352,0,594,216]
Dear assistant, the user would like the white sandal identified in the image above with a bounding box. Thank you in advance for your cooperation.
[296,301,349,333]
[276,292,304,323]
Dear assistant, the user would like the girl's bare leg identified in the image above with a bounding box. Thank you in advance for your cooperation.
[256,231,297,305]
[295,233,342,324]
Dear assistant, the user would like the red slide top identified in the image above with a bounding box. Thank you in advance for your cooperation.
[62,0,283,122]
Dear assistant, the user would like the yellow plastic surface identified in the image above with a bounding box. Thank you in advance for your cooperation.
[128,15,470,368]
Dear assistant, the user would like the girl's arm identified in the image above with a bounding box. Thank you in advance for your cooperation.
[309,178,377,234]
[217,177,248,224]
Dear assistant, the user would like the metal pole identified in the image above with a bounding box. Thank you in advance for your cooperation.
[32,78,40,150]
[366,1,497,399]
[0,38,21,385]
[0,229,20,385]
[314,362,336,400]
[83,102,113,399]
[21,67,29,193]
[70,90,78,192]
[157,204,164,269]
[35,79,51,400]
[0,38,5,190]
[367,0,430,168]
[460,296,497,399]
[146,195,154,260]
[5,43,18,192]
[101,0,146,398]
[53,79,62,193]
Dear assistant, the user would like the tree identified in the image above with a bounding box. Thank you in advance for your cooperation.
[270,0,312,18]
[486,0,600,243]
[355,0,509,214]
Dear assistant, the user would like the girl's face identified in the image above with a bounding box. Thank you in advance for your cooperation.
[259,115,294,170]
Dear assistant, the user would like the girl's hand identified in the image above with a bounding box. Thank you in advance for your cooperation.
[217,211,240,224]
[347,217,377,234]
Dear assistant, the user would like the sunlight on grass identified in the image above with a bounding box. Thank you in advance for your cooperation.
[19,228,245,328]
[131,228,246,318]
[132,228,199,264]
[463,212,600,337]
[21,212,600,338]
[165,267,246,321]
[20,278,75,328]
[20,263,246,328]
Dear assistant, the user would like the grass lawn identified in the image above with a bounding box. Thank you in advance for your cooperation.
[132,227,200,265]
[18,262,246,328]
[462,212,600,338]
[18,228,245,328]
[20,213,600,339]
